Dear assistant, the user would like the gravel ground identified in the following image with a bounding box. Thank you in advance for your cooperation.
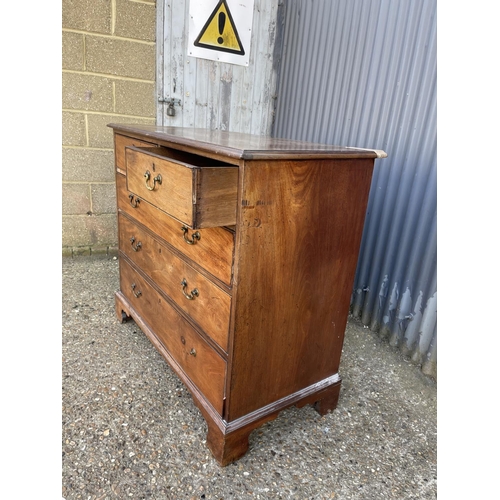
[62,255,437,499]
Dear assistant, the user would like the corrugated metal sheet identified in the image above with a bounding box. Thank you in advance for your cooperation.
[273,0,437,379]
[156,0,283,135]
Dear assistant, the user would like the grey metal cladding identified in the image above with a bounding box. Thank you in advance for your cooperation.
[273,0,437,379]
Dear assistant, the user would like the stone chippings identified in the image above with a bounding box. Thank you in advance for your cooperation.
[62,256,437,500]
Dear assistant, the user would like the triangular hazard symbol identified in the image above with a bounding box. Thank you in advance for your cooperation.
[194,0,245,55]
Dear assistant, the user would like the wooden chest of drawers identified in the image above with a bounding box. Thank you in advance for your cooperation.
[108,123,386,465]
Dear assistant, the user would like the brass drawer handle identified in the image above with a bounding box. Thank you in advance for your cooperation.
[130,236,142,252]
[128,194,140,208]
[181,226,201,245]
[144,170,162,191]
[189,348,197,357]
[131,283,142,298]
[181,278,199,300]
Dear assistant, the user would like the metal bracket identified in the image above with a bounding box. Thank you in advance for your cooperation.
[158,97,182,106]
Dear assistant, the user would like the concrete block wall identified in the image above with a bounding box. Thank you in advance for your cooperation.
[62,0,156,257]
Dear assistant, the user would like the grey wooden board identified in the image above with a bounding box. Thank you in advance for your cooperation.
[157,0,282,135]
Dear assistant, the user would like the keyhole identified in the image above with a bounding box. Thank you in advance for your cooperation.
[218,12,226,44]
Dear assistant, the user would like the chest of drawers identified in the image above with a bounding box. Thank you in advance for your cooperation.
[108,123,386,465]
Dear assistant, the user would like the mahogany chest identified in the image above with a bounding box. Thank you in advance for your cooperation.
[108,123,386,465]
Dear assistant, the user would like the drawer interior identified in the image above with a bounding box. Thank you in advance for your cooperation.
[131,146,235,169]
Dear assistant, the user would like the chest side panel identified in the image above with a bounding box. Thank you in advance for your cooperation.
[227,158,375,420]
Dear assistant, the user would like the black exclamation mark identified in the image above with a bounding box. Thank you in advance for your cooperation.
[217,12,226,44]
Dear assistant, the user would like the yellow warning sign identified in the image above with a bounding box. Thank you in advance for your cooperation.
[194,0,245,55]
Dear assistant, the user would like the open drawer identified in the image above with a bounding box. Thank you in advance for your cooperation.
[125,146,238,229]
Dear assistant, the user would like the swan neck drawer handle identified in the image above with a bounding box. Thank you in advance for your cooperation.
[181,226,201,245]
[144,170,162,191]
[130,236,142,252]
[131,283,142,298]
[181,278,199,300]
[128,194,140,208]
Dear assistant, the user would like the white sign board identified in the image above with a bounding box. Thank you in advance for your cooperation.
[188,0,254,66]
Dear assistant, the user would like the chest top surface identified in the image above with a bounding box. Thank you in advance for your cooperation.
[108,124,386,161]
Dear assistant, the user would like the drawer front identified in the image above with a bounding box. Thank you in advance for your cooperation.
[116,173,234,285]
[126,146,196,225]
[125,146,238,228]
[115,134,158,172]
[119,213,231,352]
[119,257,226,415]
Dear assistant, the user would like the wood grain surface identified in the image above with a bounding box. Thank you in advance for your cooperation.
[118,213,231,352]
[119,256,227,414]
[116,173,235,286]
[226,158,374,420]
